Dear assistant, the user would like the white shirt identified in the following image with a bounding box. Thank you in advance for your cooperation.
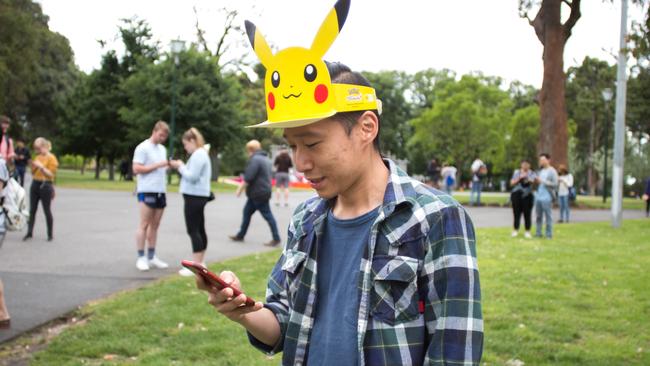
[558,173,574,196]
[133,139,167,193]
[471,159,483,173]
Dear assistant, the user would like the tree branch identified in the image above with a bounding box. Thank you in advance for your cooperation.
[563,0,581,41]
[193,6,210,53]
[214,9,238,64]
[531,5,546,46]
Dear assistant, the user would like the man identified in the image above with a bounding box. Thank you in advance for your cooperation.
[426,158,440,188]
[535,153,558,238]
[0,116,14,163]
[274,148,293,207]
[229,140,281,247]
[13,140,30,186]
[132,121,170,271]
[470,156,485,206]
[196,1,482,365]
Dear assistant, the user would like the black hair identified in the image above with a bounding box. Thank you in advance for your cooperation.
[539,153,551,160]
[325,61,381,152]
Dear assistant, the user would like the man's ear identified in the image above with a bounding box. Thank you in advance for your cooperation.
[355,111,379,148]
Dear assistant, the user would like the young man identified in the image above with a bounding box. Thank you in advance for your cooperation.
[196,1,482,364]
[535,153,558,238]
[13,140,30,186]
[229,140,281,247]
[274,148,293,207]
[132,121,170,271]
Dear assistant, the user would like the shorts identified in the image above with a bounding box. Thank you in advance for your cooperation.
[275,172,290,189]
[137,192,167,209]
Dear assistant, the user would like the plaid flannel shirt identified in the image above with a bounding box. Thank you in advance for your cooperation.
[249,159,483,365]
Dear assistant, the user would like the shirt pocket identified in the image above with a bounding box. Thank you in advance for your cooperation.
[370,255,420,325]
[281,249,308,304]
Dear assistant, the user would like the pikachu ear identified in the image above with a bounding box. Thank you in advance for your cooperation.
[310,0,350,58]
[245,20,273,67]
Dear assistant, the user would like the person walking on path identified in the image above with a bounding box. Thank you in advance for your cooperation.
[132,121,170,271]
[0,158,12,328]
[470,157,486,206]
[535,153,558,238]
[510,159,537,238]
[229,140,281,247]
[441,162,457,195]
[194,3,483,363]
[557,164,574,223]
[23,138,58,242]
[426,158,441,188]
[273,148,292,207]
[0,116,14,164]
[13,140,30,186]
[643,177,650,217]
[169,128,213,276]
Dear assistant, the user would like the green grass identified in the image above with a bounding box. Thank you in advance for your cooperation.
[451,191,646,210]
[23,220,650,365]
[55,169,237,193]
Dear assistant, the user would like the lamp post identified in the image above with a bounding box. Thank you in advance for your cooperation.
[168,39,185,184]
[601,88,613,203]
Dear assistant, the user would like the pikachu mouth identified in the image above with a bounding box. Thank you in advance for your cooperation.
[282,92,303,99]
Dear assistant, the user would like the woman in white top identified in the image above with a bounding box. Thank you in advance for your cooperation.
[557,164,574,223]
[170,128,212,276]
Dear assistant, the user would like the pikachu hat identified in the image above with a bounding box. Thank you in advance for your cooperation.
[245,0,381,128]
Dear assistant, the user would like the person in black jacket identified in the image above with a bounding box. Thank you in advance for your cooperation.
[229,140,281,246]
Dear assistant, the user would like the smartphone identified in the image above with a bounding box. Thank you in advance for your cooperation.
[181,260,256,306]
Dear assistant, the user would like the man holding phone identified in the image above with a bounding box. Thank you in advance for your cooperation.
[195,1,482,365]
[132,121,170,271]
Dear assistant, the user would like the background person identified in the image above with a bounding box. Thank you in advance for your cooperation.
[510,159,537,238]
[643,177,650,217]
[441,162,457,194]
[132,121,170,271]
[23,138,58,242]
[229,140,280,247]
[426,158,441,188]
[0,116,14,163]
[557,164,574,223]
[535,153,558,238]
[273,148,292,207]
[0,158,11,328]
[13,140,30,186]
[470,156,484,206]
[169,128,212,276]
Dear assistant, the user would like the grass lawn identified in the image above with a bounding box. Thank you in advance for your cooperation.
[16,220,649,365]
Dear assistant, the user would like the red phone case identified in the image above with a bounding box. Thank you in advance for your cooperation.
[181,260,256,306]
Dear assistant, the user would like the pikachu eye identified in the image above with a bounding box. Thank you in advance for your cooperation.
[271,71,280,88]
[304,64,317,82]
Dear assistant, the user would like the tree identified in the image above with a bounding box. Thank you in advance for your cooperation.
[519,0,581,167]
[506,105,541,175]
[565,57,616,195]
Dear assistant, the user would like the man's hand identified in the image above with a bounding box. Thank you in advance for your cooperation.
[169,160,182,169]
[195,270,263,323]
[236,184,244,197]
[157,160,169,169]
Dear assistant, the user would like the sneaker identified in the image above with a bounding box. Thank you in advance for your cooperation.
[136,256,149,271]
[228,235,244,242]
[284,203,289,207]
[275,202,280,206]
[149,256,169,269]
[511,230,518,237]
[22,233,32,242]
[178,267,195,277]
[264,239,281,247]
[524,231,532,239]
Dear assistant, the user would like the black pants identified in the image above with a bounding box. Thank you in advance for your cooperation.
[511,191,534,231]
[646,199,650,216]
[183,194,209,253]
[28,180,54,237]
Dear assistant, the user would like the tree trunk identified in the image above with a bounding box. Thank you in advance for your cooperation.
[94,151,101,180]
[538,0,568,167]
[587,111,596,195]
[108,155,115,181]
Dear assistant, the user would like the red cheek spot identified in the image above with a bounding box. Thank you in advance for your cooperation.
[268,92,275,110]
[314,84,328,104]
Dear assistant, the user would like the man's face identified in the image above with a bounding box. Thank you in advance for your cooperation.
[284,118,362,199]
[539,156,549,168]
[152,129,169,144]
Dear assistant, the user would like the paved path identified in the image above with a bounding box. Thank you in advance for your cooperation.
[0,187,645,343]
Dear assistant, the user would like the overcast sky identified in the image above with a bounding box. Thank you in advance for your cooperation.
[38,0,645,88]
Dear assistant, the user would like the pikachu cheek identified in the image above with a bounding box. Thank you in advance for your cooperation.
[314,84,328,104]
[268,92,276,110]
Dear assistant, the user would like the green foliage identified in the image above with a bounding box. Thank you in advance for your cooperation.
[506,105,540,171]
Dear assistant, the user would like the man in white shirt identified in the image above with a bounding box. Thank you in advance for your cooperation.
[132,121,170,271]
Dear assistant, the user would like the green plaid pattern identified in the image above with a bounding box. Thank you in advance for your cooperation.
[248,159,483,365]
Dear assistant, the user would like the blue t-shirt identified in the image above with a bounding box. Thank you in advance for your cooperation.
[306,207,379,365]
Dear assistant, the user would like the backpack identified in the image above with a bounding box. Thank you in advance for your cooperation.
[2,178,29,231]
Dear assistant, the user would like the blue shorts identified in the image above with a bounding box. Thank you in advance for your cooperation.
[137,192,167,209]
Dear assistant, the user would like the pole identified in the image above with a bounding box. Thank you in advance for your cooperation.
[611,0,628,228]
[168,55,178,184]
[602,103,609,203]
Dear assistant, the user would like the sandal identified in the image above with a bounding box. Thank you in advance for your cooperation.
[0,318,10,329]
